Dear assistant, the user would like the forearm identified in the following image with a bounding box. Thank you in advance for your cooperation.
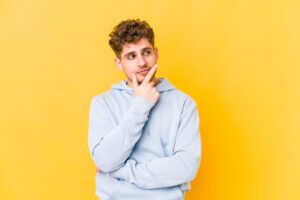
[88,96,154,172]
[91,121,143,172]
[110,151,201,189]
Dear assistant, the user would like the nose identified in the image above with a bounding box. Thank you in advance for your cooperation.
[137,54,147,68]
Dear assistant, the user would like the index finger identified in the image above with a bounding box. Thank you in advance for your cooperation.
[141,64,158,86]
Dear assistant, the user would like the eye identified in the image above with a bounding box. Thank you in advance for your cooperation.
[126,54,136,60]
[143,50,152,56]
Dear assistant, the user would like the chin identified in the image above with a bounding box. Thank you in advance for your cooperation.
[137,78,145,83]
[137,75,145,81]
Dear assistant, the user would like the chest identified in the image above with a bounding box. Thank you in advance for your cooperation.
[106,92,184,161]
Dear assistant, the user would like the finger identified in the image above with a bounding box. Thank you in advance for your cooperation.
[141,64,158,86]
[131,73,138,88]
[149,79,155,86]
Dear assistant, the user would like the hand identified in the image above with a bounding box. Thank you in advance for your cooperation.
[96,167,101,173]
[132,64,160,104]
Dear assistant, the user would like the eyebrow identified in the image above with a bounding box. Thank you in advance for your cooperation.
[123,47,153,58]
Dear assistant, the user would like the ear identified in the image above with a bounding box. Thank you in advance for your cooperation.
[154,47,159,58]
[115,57,123,71]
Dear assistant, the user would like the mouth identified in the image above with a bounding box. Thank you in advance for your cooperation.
[137,68,151,75]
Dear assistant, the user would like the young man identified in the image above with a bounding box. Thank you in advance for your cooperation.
[88,19,202,200]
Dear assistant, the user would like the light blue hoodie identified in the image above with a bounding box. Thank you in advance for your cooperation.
[88,77,202,200]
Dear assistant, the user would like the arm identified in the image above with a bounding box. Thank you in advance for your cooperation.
[88,95,154,173]
[110,98,202,189]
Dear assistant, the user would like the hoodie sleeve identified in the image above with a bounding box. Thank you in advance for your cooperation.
[88,95,154,173]
[110,97,202,189]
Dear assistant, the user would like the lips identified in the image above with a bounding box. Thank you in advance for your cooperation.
[138,68,151,73]
[137,68,151,75]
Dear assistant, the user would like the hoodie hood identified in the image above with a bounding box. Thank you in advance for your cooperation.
[111,78,176,94]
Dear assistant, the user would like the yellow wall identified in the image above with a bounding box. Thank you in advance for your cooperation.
[1,0,299,199]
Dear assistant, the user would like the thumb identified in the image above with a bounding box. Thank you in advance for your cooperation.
[132,73,138,88]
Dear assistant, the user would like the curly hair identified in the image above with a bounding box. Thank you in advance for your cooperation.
[108,19,155,58]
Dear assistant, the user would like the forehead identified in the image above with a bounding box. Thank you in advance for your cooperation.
[121,38,153,55]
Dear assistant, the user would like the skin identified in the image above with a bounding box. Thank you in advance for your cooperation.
[96,37,160,173]
[115,37,159,88]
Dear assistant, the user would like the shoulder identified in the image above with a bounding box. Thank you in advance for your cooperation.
[90,90,112,105]
[159,78,196,104]
[167,88,197,106]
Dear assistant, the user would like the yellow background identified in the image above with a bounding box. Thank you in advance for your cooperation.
[0,0,299,199]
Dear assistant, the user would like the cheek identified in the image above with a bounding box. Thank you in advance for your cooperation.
[122,63,136,74]
[147,55,158,64]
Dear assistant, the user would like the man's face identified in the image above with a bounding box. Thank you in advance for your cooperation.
[115,38,158,85]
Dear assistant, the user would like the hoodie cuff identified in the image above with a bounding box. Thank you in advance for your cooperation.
[131,96,155,115]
